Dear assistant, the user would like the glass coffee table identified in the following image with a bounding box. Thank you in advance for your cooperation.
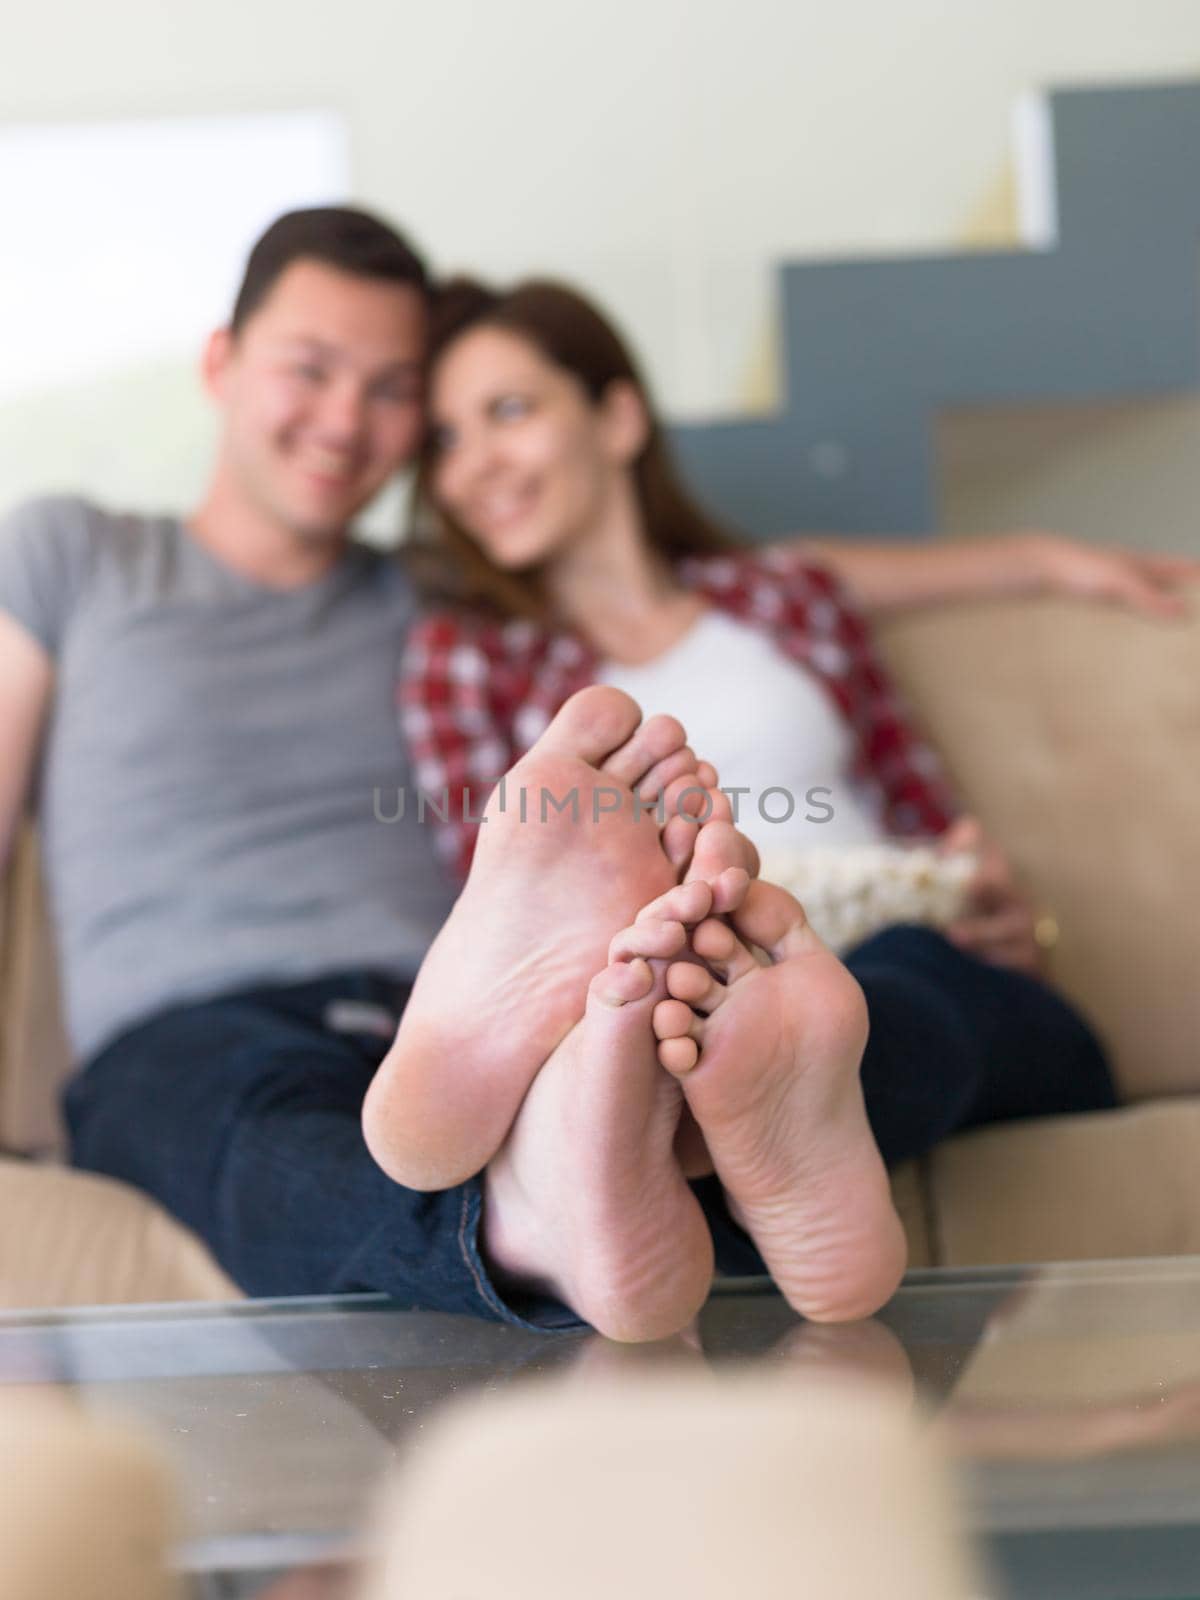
[3,1257,1200,1599]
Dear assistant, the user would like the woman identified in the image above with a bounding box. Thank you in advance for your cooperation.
[399,275,1123,1173]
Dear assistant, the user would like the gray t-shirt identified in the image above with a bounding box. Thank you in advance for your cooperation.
[0,496,455,1062]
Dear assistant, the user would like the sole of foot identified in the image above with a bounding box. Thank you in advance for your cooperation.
[482,883,723,1341]
[654,877,907,1323]
[363,686,716,1191]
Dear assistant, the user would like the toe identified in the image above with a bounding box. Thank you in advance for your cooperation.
[666,960,729,1014]
[608,918,688,964]
[589,956,655,1009]
[662,773,716,824]
[537,686,643,765]
[662,811,701,872]
[652,997,699,1041]
[686,819,758,886]
[710,865,751,916]
[658,788,732,873]
[601,712,687,787]
[729,880,819,961]
[692,916,761,983]
[658,1036,700,1076]
[635,746,698,802]
[634,879,713,928]
[704,787,733,823]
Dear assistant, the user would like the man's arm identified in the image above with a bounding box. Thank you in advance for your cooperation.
[0,610,53,872]
[778,531,1200,621]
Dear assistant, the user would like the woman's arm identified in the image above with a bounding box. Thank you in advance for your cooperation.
[778,530,1200,621]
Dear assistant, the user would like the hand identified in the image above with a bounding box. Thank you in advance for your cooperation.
[938,815,1040,974]
[1024,532,1200,621]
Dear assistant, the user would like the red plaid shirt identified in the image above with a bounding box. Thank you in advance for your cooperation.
[399,548,959,881]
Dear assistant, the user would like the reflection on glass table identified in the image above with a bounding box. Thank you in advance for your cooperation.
[4,1257,1200,1599]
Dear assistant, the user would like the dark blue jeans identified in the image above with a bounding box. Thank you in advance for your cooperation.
[65,930,1115,1328]
[844,925,1116,1165]
[65,972,582,1332]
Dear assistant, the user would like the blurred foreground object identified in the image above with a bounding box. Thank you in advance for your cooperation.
[358,1372,983,1600]
[0,1391,179,1599]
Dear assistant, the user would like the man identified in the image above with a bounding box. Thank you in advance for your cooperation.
[0,206,1186,1338]
[1,211,533,1318]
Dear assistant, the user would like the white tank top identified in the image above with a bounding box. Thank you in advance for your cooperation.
[597,609,888,860]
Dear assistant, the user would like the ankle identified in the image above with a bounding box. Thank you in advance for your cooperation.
[480,1162,569,1309]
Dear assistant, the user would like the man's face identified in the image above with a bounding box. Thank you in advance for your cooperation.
[208,259,427,542]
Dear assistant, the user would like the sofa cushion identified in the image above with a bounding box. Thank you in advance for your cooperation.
[878,593,1200,1102]
[890,1160,934,1269]
[0,825,71,1155]
[927,1098,1200,1266]
[0,1159,238,1309]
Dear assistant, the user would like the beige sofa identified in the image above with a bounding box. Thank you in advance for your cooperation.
[0,828,239,1307]
[1,591,1198,1307]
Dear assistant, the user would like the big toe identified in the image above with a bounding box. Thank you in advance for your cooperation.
[535,685,644,765]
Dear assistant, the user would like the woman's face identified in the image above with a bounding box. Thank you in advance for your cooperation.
[428,325,636,571]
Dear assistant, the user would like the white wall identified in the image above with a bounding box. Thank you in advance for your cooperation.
[4,0,1200,531]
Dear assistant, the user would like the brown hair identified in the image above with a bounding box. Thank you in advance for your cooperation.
[230,206,429,336]
[408,276,740,621]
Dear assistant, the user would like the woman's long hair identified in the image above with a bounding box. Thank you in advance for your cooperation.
[408,276,740,621]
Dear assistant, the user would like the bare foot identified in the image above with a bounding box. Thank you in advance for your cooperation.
[673,818,755,1180]
[482,882,719,1342]
[654,879,907,1323]
[364,687,712,1189]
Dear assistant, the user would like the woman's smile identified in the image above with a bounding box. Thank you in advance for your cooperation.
[429,323,631,571]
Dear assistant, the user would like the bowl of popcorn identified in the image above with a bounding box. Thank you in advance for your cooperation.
[758,842,978,955]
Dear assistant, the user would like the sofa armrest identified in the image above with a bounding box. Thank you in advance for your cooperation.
[0,824,72,1155]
